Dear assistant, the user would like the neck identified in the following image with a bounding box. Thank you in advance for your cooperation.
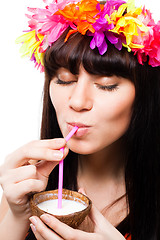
[77,138,128,227]
[77,139,127,215]
[78,138,126,182]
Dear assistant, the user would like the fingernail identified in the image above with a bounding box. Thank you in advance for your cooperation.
[40,214,50,224]
[29,216,37,226]
[53,151,63,160]
[30,223,36,233]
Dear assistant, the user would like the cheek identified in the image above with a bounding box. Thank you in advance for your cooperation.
[49,84,71,138]
[49,84,64,125]
[97,88,135,133]
[50,95,62,113]
[115,88,135,121]
[50,83,64,112]
[111,98,133,122]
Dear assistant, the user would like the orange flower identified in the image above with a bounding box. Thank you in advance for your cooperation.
[56,3,77,22]
[56,0,101,36]
[77,0,100,22]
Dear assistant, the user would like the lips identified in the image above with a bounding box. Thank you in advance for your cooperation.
[68,122,90,128]
[67,122,91,137]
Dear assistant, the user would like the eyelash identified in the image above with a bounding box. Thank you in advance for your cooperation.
[96,84,119,91]
[55,79,75,85]
[55,79,119,92]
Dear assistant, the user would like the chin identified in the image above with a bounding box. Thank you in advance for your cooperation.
[73,149,93,155]
[68,143,100,155]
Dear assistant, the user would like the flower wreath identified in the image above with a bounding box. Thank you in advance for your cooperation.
[16,0,160,72]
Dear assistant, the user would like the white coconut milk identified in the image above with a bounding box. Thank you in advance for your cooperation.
[37,199,86,215]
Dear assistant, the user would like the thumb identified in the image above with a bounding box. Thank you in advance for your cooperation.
[36,160,58,177]
[37,146,69,178]
[78,188,107,229]
[78,188,125,239]
[78,188,86,195]
[89,204,125,239]
[89,204,108,229]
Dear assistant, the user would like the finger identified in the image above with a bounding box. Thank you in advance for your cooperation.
[16,148,64,166]
[89,204,125,239]
[30,223,45,240]
[36,147,69,177]
[36,161,57,178]
[40,214,98,240]
[1,165,38,187]
[29,145,69,166]
[5,138,67,169]
[4,179,46,201]
[41,214,74,239]
[78,190,108,231]
[89,204,110,230]
[36,138,66,150]
[30,216,63,240]
[78,189,123,235]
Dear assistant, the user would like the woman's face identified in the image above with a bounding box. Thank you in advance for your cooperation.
[49,66,135,154]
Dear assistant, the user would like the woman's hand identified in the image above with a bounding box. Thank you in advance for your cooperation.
[0,139,69,219]
[29,204,125,240]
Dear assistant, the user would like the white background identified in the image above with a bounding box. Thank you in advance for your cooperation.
[0,0,159,200]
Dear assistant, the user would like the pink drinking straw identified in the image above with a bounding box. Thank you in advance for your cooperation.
[58,126,79,208]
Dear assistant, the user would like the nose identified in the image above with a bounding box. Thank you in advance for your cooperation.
[69,77,93,112]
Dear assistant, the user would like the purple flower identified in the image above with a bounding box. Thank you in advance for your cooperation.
[104,0,126,11]
[90,31,122,55]
[89,0,124,55]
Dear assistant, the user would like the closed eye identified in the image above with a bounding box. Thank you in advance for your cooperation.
[96,83,119,91]
[55,79,76,85]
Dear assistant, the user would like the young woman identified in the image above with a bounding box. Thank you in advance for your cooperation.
[0,0,160,239]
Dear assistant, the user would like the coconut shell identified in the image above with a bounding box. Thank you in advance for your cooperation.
[30,189,92,228]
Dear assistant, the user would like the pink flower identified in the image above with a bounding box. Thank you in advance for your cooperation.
[26,0,80,51]
[134,21,160,67]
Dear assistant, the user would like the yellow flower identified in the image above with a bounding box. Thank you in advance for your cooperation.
[111,3,128,22]
[105,14,113,25]
[110,0,148,50]
[16,30,45,66]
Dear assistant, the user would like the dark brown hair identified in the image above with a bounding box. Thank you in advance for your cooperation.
[44,28,137,81]
[39,28,160,240]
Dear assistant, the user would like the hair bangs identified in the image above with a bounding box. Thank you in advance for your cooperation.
[44,28,137,82]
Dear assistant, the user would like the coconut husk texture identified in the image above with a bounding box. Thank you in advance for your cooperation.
[30,189,92,228]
